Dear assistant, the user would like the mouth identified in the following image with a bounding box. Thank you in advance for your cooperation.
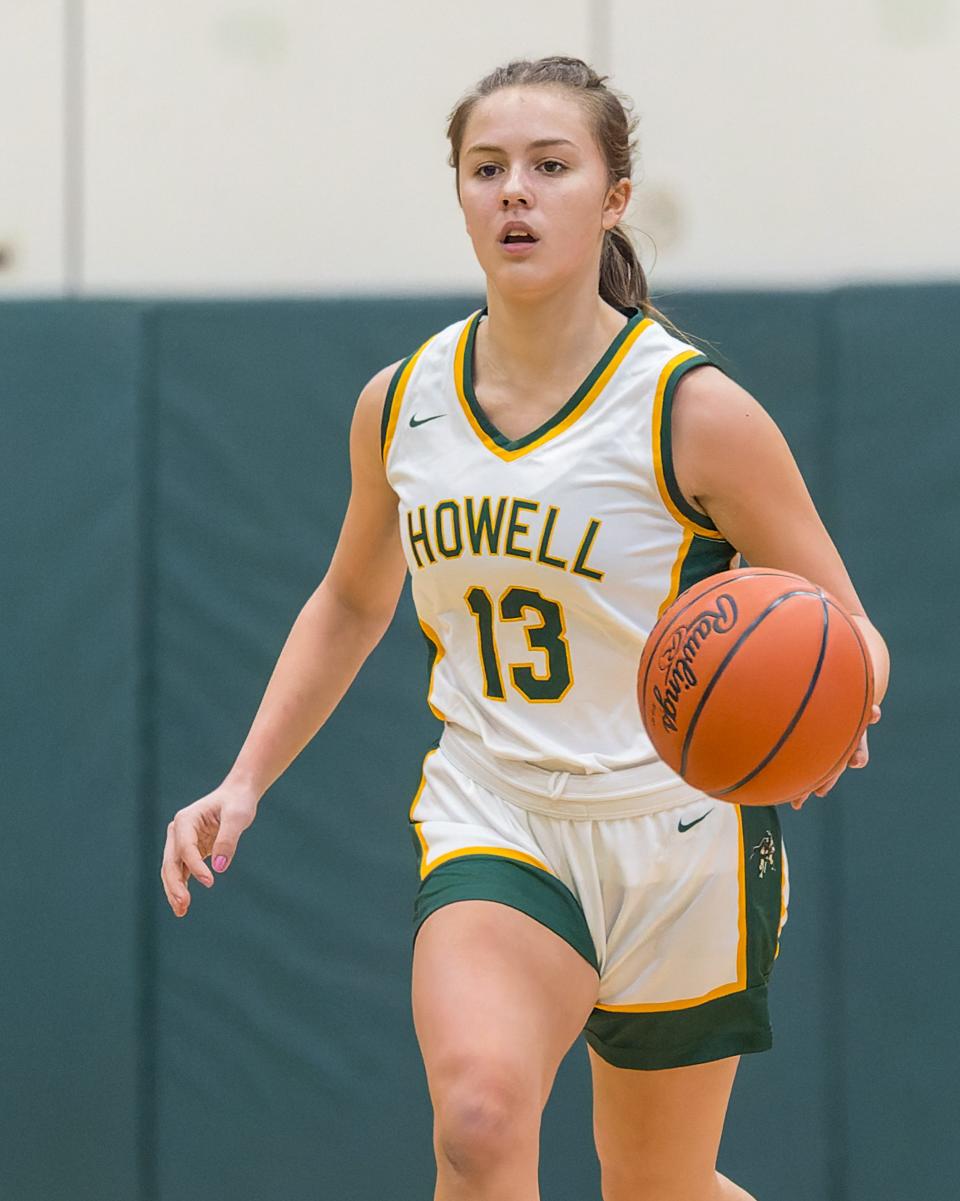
[499,221,540,247]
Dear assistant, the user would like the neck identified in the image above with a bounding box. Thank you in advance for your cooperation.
[478,285,630,390]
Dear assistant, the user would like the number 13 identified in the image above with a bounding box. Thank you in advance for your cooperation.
[465,585,573,703]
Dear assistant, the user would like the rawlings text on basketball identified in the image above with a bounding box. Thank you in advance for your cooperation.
[650,595,739,732]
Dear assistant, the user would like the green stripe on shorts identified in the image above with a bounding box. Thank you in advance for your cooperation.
[412,853,600,975]
[584,985,773,1070]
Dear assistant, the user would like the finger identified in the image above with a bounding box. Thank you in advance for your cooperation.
[171,812,213,891]
[790,792,811,810]
[869,704,882,724]
[161,825,191,916]
[181,841,215,889]
[814,774,840,798]
[849,731,870,769]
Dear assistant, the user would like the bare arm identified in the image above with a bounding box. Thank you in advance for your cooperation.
[160,360,407,915]
[671,366,889,804]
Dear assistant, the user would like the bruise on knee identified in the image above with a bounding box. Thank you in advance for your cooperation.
[434,1073,540,1177]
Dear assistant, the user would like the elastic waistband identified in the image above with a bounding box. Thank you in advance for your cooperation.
[437,724,708,820]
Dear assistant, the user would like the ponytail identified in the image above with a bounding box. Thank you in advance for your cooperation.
[599,225,646,310]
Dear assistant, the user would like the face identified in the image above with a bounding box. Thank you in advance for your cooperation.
[457,86,631,299]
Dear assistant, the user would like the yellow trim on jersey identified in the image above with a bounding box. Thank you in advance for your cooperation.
[419,619,448,721]
[658,526,696,618]
[381,334,436,467]
[651,350,727,540]
[454,312,654,462]
[594,807,748,1013]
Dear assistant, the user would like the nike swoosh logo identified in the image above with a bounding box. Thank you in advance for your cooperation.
[678,809,713,833]
[410,413,445,428]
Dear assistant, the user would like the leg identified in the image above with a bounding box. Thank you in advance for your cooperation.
[589,1047,757,1201]
[412,899,599,1201]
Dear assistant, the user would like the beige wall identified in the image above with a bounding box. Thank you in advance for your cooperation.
[2,0,958,295]
[1,2,65,290]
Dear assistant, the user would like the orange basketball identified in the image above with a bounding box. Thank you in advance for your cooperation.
[637,568,874,806]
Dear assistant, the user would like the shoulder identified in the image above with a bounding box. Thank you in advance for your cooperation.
[355,360,404,419]
[671,363,796,502]
[349,360,405,473]
[673,363,778,448]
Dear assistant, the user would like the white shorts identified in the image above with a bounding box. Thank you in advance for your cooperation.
[408,729,790,1070]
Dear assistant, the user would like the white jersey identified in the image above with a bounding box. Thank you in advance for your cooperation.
[381,304,736,777]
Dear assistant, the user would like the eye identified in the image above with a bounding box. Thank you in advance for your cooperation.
[539,160,567,174]
[475,163,500,178]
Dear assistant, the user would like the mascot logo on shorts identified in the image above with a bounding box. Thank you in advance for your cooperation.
[750,831,777,878]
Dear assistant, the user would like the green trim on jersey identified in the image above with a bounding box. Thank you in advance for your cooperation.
[678,530,737,594]
[461,305,646,452]
[419,624,444,714]
[659,354,725,530]
[411,853,600,974]
[380,355,411,460]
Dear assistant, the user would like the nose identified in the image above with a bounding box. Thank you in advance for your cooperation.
[500,166,530,207]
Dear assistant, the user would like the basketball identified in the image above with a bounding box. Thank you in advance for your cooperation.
[637,568,874,806]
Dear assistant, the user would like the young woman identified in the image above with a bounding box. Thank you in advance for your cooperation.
[161,57,888,1201]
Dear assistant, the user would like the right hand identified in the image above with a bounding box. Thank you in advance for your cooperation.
[160,782,260,918]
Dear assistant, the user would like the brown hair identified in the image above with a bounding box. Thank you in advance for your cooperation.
[446,55,688,336]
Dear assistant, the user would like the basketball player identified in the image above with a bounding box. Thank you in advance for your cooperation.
[161,57,889,1201]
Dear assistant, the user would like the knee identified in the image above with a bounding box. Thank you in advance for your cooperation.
[434,1066,539,1177]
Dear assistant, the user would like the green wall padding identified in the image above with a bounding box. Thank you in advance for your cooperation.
[0,303,145,1201]
[827,284,959,1201]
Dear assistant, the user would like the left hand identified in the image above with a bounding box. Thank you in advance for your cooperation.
[789,703,881,810]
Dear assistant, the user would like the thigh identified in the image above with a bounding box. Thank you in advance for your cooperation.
[589,1046,741,1199]
[413,899,599,1108]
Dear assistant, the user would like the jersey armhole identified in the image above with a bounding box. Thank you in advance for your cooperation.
[652,351,731,541]
[380,336,437,466]
[380,357,411,466]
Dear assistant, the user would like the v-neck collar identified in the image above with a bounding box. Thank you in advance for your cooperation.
[453,303,653,461]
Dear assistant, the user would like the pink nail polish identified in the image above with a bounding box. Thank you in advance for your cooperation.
[213,855,228,871]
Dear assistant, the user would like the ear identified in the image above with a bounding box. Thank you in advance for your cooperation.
[602,177,632,231]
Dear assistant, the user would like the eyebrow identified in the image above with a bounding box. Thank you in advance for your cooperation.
[464,138,577,156]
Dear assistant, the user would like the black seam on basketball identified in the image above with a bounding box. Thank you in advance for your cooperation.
[641,571,814,707]
[678,590,818,779]
[712,594,830,797]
